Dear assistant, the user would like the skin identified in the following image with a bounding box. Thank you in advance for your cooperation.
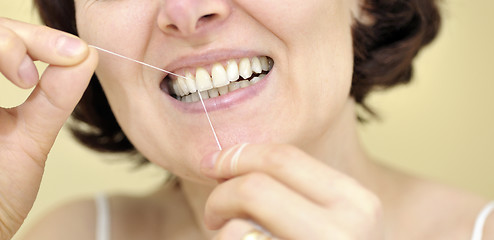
[0,0,493,239]
[0,17,98,239]
[74,0,358,183]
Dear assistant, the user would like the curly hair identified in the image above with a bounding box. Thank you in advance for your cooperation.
[33,0,441,157]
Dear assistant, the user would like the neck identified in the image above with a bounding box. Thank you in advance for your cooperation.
[179,99,400,239]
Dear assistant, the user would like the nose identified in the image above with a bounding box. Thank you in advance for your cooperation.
[157,0,231,37]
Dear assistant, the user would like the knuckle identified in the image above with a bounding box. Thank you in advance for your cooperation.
[222,218,243,229]
[261,144,299,169]
[357,187,382,214]
[30,25,46,39]
[236,173,269,203]
[32,25,55,47]
[365,194,383,220]
[353,193,383,230]
[0,28,20,52]
[213,226,230,240]
[214,219,249,240]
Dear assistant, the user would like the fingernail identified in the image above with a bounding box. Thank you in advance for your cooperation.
[18,55,38,87]
[200,151,220,174]
[56,35,85,57]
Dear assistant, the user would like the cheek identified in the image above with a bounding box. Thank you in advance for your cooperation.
[95,66,216,181]
[258,0,355,138]
[101,80,208,180]
[75,3,213,181]
[75,1,158,55]
[72,0,358,181]
[236,0,349,43]
[237,0,355,93]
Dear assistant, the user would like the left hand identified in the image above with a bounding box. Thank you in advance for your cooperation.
[200,143,384,240]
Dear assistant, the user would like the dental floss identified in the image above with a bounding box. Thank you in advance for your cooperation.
[88,46,279,238]
[88,45,223,151]
[196,91,223,150]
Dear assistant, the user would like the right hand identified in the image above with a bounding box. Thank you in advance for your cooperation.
[0,18,98,240]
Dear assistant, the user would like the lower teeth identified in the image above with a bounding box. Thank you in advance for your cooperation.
[177,73,267,103]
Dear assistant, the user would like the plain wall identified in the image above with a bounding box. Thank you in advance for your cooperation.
[1,0,493,238]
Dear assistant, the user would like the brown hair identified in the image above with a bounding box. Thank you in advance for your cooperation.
[33,0,441,157]
[352,0,441,118]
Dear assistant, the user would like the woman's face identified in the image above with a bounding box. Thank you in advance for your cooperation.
[74,0,361,183]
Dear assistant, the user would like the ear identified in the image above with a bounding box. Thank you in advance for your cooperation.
[351,0,374,26]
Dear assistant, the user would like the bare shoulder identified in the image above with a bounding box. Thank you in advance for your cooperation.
[22,198,97,240]
[20,186,200,240]
[21,194,161,240]
[477,202,494,239]
[407,178,493,240]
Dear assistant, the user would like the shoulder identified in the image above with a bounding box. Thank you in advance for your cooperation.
[475,201,494,240]
[21,186,197,240]
[23,198,97,240]
[407,179,493,240]
[22,194,162,240]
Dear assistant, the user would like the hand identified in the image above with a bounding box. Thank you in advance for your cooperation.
[201,144,384,239]
[0,18,98,239]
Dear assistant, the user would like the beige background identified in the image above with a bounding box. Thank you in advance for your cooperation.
[1,0,493,238]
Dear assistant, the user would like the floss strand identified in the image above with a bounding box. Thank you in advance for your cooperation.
[89,45,222,151]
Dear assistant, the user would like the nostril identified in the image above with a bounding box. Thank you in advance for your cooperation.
[196,13,219,28]
[166,24,179,32]
[201,13,217,20]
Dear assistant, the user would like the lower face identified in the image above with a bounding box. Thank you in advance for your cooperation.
[75,0,359,183]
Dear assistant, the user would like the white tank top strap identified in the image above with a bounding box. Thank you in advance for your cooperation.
[95,193,111,240]
[471,201,494,240]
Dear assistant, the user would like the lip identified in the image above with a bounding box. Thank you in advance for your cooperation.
[159,49,273,113]
[162,49,268,75]
[163,68,272,113]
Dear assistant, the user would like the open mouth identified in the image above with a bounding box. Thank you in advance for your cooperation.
[161,56,274,103]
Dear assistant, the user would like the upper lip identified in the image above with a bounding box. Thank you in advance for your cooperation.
[161,49,269,76]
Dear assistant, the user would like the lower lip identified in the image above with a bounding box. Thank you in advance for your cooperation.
[163,71,272,113]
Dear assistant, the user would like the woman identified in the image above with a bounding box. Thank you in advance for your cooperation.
[0,0,492,239]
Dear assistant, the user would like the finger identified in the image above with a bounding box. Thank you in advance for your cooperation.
[0,17,89,66]
[201,144,377,209]
[205,172,329,239]
[16,48,98,163]
[0,25,38,88]
[212,219,262,240]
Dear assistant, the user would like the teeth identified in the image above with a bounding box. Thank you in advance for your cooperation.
[251,74,266,85]
[168,56,274,102]
[208,88,220,98]
[191,92,199,102]
[184,95,192,102]
[195,68,213,91]
[251,57,262,74]
[239,58,253,79]
[185,72,197,94]
[260,57,269,71]
[200,91,209,100]
[229,81,241,92]
[211,63,229,88]
[172,83,184,97]
[218,86,229,95]
[250,76,261,85]
[227,60,240,82]
[177,77,189,96]
[239,80,249,88]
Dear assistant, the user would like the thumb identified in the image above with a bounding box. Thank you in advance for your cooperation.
[18,48,98,163]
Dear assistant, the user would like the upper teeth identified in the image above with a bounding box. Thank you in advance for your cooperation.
[211,63,229,88]
[168,56,273,100]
